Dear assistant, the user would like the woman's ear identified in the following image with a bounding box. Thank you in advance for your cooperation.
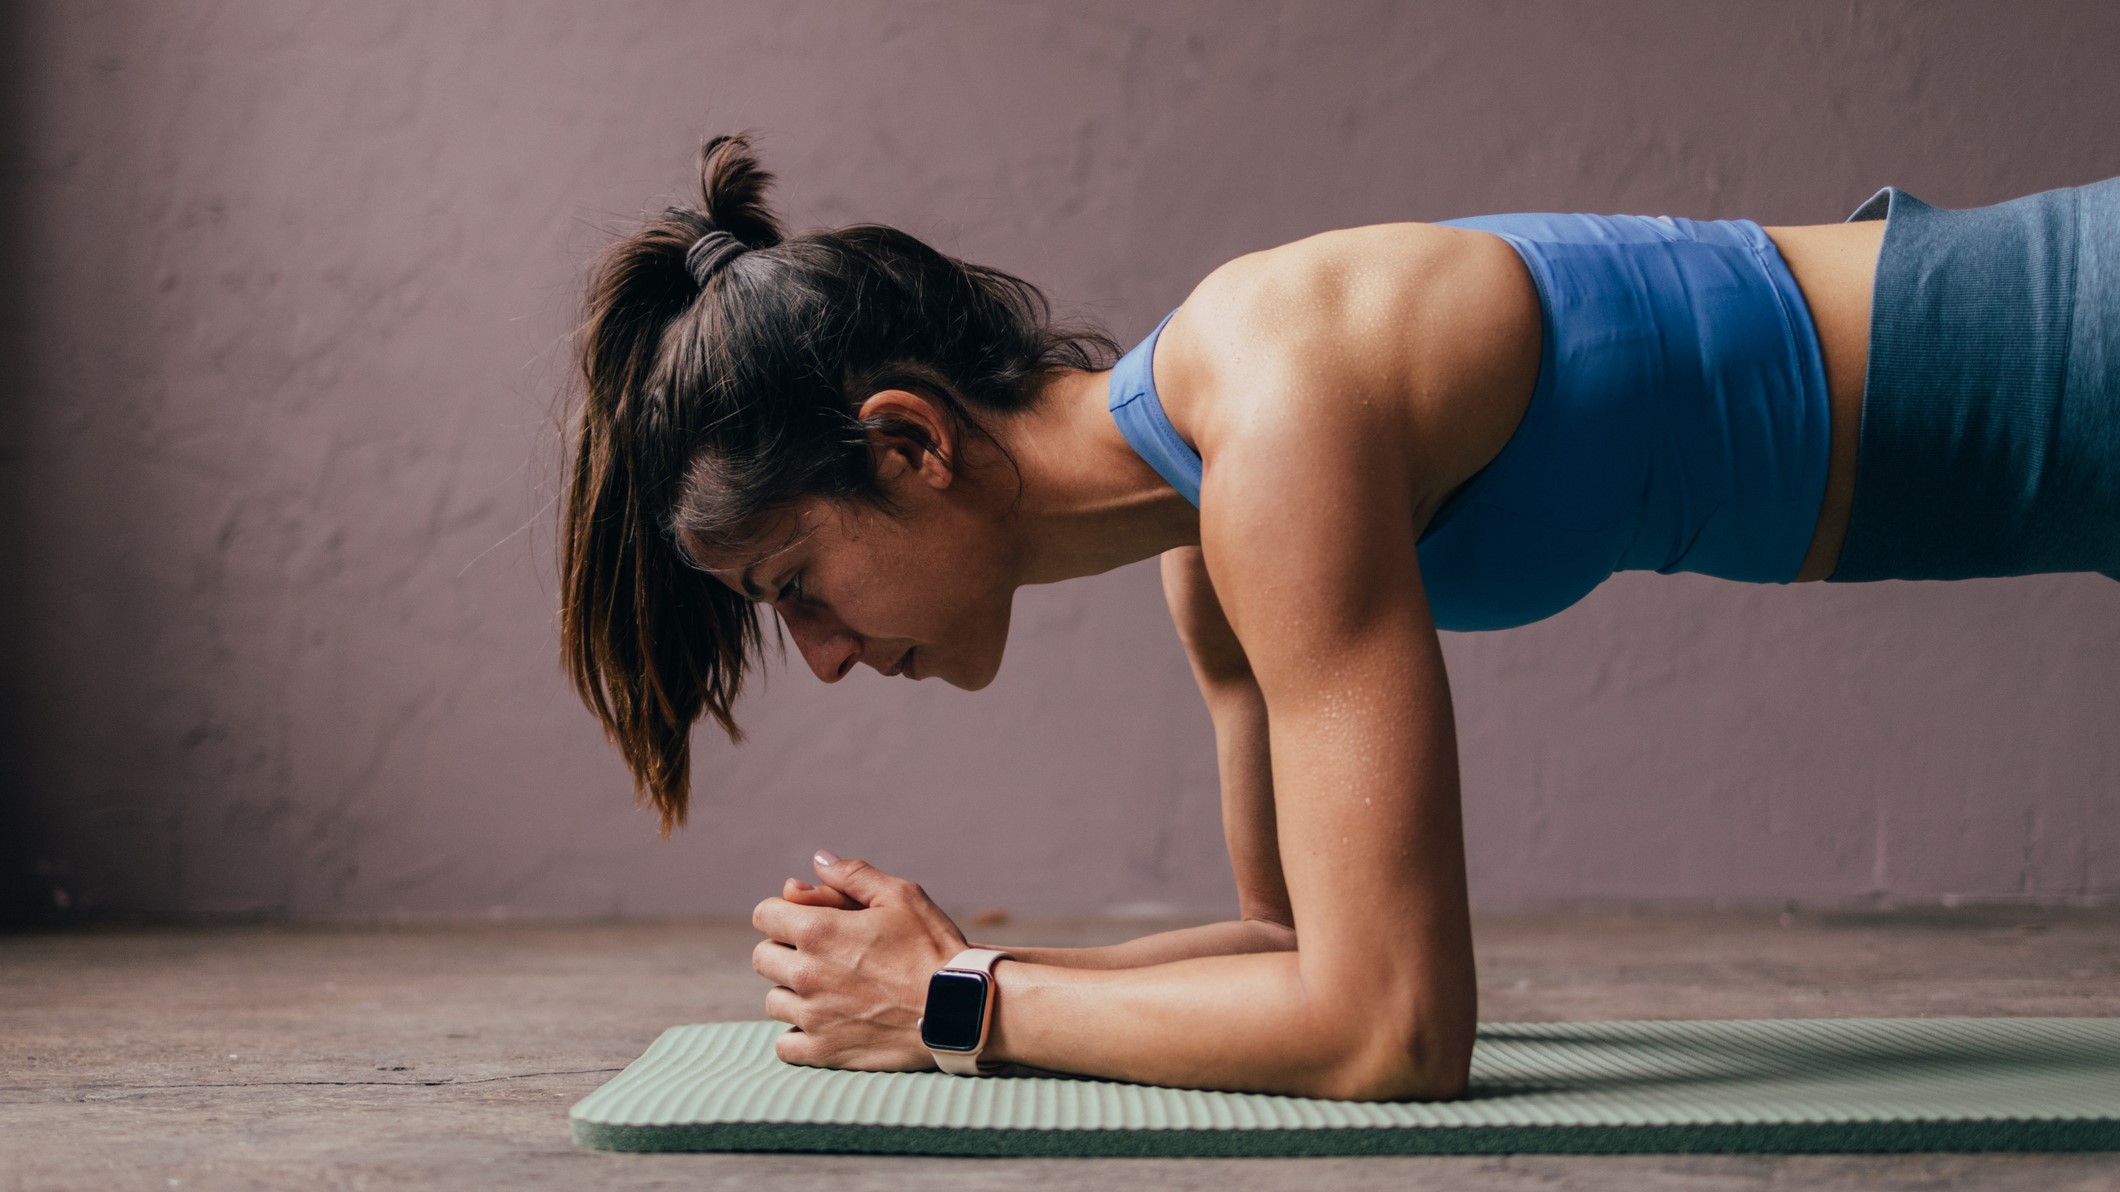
[856,389,956,490]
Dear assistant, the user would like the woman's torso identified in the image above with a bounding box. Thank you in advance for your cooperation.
[1113,214,1884,630]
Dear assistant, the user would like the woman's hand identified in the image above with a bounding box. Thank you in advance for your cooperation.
[750,851,970,1070]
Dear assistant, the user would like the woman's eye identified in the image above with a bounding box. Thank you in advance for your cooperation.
[779,573,804,603]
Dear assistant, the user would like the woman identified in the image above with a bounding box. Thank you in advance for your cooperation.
[561,132,2119,1101]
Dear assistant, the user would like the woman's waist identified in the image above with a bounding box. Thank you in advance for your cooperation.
[1418,212,1834,587]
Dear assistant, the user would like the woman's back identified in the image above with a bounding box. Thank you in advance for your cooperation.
[1116,212,1875,629]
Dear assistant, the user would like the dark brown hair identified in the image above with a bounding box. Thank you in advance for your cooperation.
[561,131,1120,834]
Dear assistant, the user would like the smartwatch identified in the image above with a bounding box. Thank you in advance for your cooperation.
[917,947,1012,1075]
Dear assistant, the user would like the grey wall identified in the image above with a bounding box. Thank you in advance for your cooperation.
[4,0,2116,923]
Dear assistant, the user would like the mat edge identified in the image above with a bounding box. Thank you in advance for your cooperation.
[569,1117,2120,1157]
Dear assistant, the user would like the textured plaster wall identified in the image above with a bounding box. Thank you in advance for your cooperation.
[3,1,2116,922]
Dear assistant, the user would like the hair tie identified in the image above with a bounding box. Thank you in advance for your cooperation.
[684,229,748,287]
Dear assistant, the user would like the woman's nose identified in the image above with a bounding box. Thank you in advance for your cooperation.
[787,612,860,683]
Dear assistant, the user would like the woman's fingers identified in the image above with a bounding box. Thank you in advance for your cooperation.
[774,1025,821,1067]
[811,852,925,909]
[752,937,803,987]
[783,875,863,910]
[763,984,804,1029]
[751,896,835,946]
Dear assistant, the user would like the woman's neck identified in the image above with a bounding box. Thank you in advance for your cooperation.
[988,366,1202,588]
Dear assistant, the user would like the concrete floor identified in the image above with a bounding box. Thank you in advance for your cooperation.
[3,908,2117,1190]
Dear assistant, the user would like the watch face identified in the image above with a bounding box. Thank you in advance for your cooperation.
[919,970,990,1052]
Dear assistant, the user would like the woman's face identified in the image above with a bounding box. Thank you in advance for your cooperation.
[693,388,1022,689]
[712,492,1016,689]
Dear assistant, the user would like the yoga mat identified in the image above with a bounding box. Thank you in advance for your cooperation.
[570,1018,2120,1155]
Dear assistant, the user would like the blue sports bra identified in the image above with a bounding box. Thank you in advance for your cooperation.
[1107,212,1832,631]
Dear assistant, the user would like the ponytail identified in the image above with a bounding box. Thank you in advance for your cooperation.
[561,130,1119,833]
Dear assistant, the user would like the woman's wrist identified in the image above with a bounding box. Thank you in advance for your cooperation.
[978,956,1047,1069]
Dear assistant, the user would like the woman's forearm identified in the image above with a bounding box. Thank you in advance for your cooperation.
[982,949,1459,1101]
[971,916,1294,970]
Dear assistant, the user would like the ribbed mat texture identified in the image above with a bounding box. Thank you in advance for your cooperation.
[570,1018,2120,1155]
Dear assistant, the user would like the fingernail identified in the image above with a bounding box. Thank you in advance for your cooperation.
[814,849,840,867]
[789,878,815,892]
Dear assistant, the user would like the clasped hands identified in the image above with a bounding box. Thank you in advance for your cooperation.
[749,849,973,1070]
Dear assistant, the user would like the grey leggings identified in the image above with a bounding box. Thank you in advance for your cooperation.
[1827,175,2120,583]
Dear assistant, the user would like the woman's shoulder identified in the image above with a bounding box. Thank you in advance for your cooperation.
[1157,221,1542,525]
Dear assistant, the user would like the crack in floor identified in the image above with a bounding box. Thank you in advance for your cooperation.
[8,1066,626,1100]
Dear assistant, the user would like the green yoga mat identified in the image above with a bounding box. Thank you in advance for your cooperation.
[570,1018,2120,1156]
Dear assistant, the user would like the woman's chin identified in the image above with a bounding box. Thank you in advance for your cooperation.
[946,649,1006,692]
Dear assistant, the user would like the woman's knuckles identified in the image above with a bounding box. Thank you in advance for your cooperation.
[786,956,830,992]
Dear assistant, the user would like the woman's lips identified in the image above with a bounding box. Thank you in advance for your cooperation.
[884,646,915,678]
[902,648,917,680]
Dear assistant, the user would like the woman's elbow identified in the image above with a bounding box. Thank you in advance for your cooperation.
[1313,1021,1474,1102]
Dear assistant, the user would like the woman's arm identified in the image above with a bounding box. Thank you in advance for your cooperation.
[983,430,1474,1097]
[1161,545,1294,928]
[758,597,1471,1098]
[777,885,1294,971]
[977,279,1484,1097]
[791,543,1294,972]
[968,545,1293,969]
[755,252,1489,1098]
[971,918,1294,969]
[757,369,1475,1097]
